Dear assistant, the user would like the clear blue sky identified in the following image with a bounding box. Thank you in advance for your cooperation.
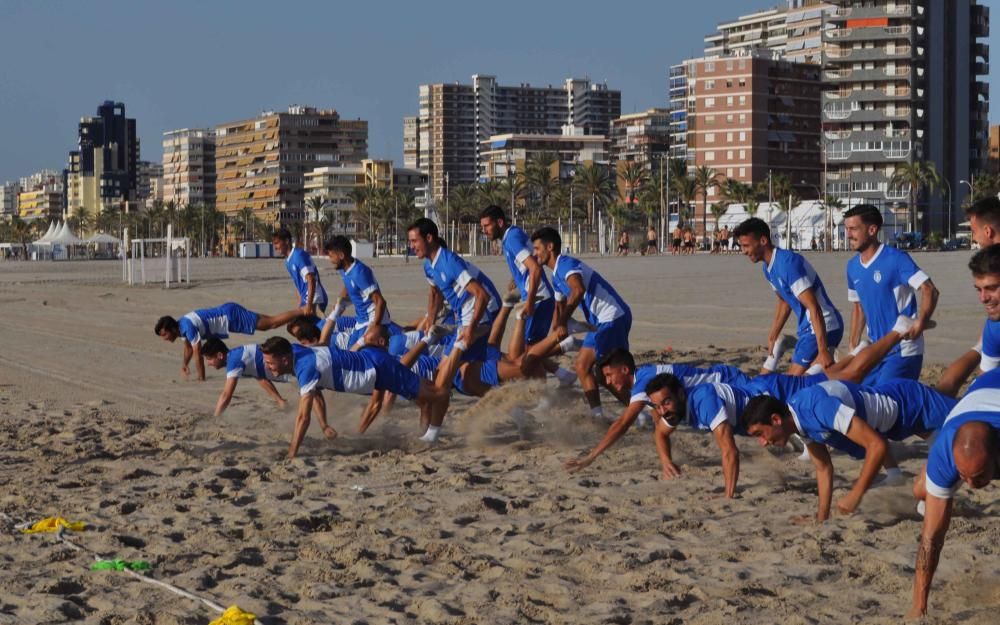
[0,0,996,183]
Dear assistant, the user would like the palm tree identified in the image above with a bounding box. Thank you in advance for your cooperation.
[475,180,505,209]
[523,152,559,217]
[709,203,728,232]
[573,162,614,226]
[693,166,720,236]
[890,160,942,232]
[617,161,649,210]
[448,184,479,224]
[96,206,121,234]
[306,195,326,251]
[672,176,696,228]
[348,186,371,238]
[237,207,256,240]
[497,176,525,220]
[10,217,32,256]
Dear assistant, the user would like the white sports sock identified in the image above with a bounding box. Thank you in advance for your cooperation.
[763,355,778,372]
[453,340,468,352]
[419,425,441,443]
[917,500,926,517]
[850,339,872,357]
[590,406,604,420]
[558,335,580,353]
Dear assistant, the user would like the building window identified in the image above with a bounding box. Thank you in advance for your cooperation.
[739,95,747,105]
[706,97,716,108]
[727,96,734,106]
[739,167,746,177]
[706,133,715,143]
[739,114,747,123]
[739,132,746,142]
[706,80,715,90]
[706,151,715,161]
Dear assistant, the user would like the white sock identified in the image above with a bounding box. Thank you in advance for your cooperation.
[590,406,604,420]
[917,500,926,517]
[558,336,580,353]
[763,355,778,372]
[772,336,791,359]
[850,339,871,357]
[453,340,467,352]
[419,425,441,443]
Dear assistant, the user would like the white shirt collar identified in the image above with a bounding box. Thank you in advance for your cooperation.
[430,246,442,269]
[788,405,806,437]
[859,243,885,269]
[766,246,779,272]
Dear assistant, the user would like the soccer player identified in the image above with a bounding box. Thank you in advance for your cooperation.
[741,378,958,522]
[407,218,502,423]
[734,217,843,375]
[530,227,632,420]
[908,368,1000,618]
[972,247,1000,373]
[843,204,938,383]
[155,303,304,381]
[272,227,328,316]
[321,235,398,349]
[260,337,451,457]
[966,195,1000,248]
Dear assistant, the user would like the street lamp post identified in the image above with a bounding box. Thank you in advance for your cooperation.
[444,172,450,247]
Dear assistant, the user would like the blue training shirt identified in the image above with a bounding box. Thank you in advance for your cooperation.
[423,246,501,328]
[226,344,287,382]
[683,382,754,433]
[788,379,956,458]
[980,319,1000,372]
[178,302,256,345]
[846,244,930,357]
[744,372,828,401]
[501,226,553,302]
[552,254,630,326]
[630,363,751,404]
[339,259,392,328]
[926,368,1000,498]
[763,247,842,338]
[286,247,328,309]
[291,344,376,396]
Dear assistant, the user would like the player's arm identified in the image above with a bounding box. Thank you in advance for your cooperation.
[564,401,645,472]
[936,348,981,397]
[551,299,566,334]
[214,377,240,416]
[712,422,740,498]
[906,279,939,340]
[806,442,834,522]
[907,495,954,618]
[256,378,286,408]
[522,254,544,317]
[288,391,316,459]
[653,418,682,480]
[849,302,866,350]
[318,317,336,347]
[311,391,335,439]
[359,390,385,433]
[361,291,388,346]
[192,341,206,381]
[797,287,832,368]
[423,286,442,332]
[181,340,194,378]
[303,272,318,316]
[836,416,889,514]
[767,297,792,352]
[461,279,489,343]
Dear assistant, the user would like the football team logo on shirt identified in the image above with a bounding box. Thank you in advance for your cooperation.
[873,270,882,284]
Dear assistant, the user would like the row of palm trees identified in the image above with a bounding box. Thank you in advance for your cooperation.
[303,186,419,252]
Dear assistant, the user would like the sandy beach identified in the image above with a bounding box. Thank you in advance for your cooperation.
[1,251,998,624]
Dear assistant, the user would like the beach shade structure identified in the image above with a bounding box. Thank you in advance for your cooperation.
[34,220,58,244]
[87,233,121,245]
[47,222,87,246]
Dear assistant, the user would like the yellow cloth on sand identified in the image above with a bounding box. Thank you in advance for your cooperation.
[21,517,87,533]
[208,606,256,625]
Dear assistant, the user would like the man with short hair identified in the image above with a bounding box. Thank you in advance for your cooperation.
[907,368,1000,618]
[733,217,843,375]
[966,196,1000,249]
[260,336,451,456]
[741,377,958,522]
[972,246,1000,373]
[531,227,632,420]
[321,235,398,349]
[272,227,328,316]
[155,303,303,381]
[843,204,938,383]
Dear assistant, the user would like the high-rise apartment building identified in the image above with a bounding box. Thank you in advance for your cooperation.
[408,75,621,200]
[610,109,671,168]
[136,161,162,208]
[18,189,63,222]
[478,131,610,182]
[0,182,20,219]
[65,101,139,218]
[686,51,823,230]
[215,105,368,226]
[162,128,216,208]
[703,1,833,64]
[989,124,1000,172]
[822,0,990,232]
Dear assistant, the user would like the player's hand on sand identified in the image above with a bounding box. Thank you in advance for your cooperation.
[564,456,592,473]
[180,365,190,379]
[660,463,682,480]
[835,493,861,516]
[322,425,338,440]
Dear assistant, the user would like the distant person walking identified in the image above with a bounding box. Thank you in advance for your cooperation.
[671,226,683,255]
[617,230,630,256]
[644,226,658,255]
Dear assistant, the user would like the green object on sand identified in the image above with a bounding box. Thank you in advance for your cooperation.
[91,559,152,571]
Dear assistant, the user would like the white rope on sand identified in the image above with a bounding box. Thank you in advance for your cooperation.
[1,511,264,625]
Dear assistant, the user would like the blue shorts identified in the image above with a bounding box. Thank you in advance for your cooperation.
[388,333,411,357]
[443,328,492,362]
[524,298,556,345]
[453,359,501,396]
[792,326,844,367]
[363,348,421,401]
[221,302,259,335]
[862,353,923,385]
[582,313,632,360]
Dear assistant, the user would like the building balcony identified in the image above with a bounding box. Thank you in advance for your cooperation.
[974,61,989,75]
[826,45,912,62]
[828,24,913,43]
[823,106,910,123]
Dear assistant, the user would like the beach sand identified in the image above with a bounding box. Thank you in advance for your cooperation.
[1,251,998,624]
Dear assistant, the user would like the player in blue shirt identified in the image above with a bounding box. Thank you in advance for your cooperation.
[272,227,328,316]
[408,218,501,426]
[531,227,632,420]
[970,246,1000,374]
[260,337,451,456]
[843,204,938,383]
[320,235,399,349]
[966,195,1000,249]
[199,339,339,437]
[908,368,1000,618]
[741,378,958,522]
[155,303,303,381]
[733,217,843,375]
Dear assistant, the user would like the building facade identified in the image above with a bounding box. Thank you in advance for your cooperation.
[686,52,823,230]
[408,75,621,201]
[136,161,162,210]
[610,109,671,168]
[162,128,216,208]
[18,189,63,222]
[478,131,610,182]
[0,182,20,219]
[65,101,139,218]
[215,105,368,226]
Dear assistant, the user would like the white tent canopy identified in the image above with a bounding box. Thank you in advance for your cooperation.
[39,222,86,246]
[87,233,121,245]
[34,220,58,244]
